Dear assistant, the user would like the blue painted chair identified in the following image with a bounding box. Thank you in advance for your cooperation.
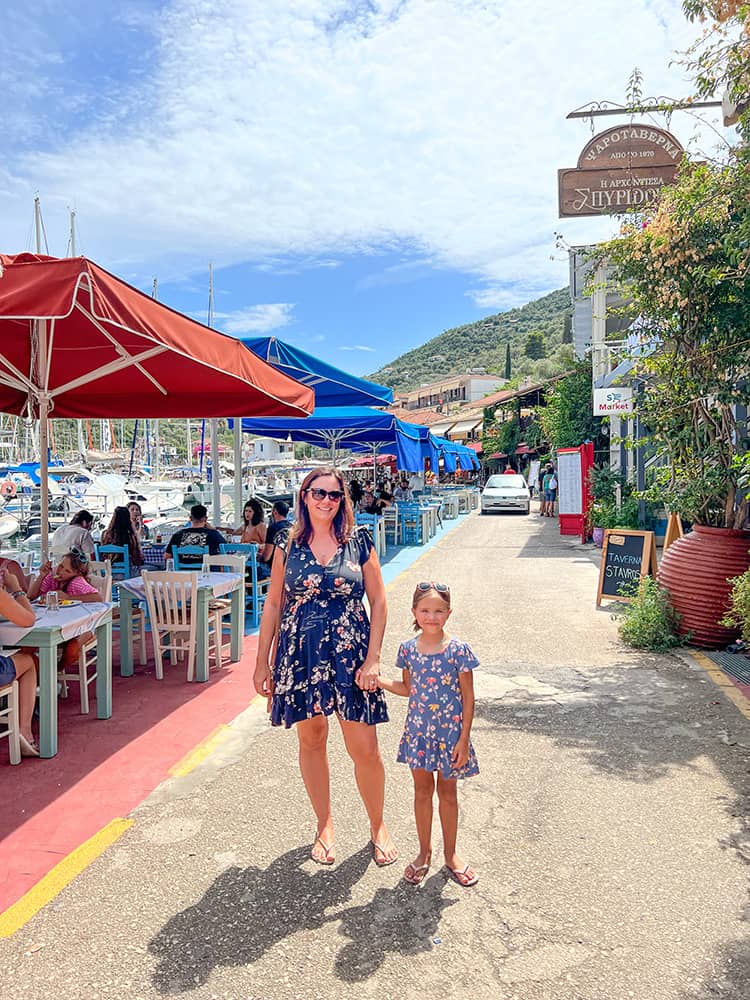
[220,542,269,628]
[171,545,209,571]
[95,544,131,581]
[398,503,425,545]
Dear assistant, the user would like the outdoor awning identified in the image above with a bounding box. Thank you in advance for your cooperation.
[240,335,394,407]
[446,416,482,440]
[429,419,457,436]
[0,253,315,419]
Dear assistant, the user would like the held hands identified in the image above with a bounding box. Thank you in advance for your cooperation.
[451,737,470,769]
[39,560,52,577]
[355,659,380,692]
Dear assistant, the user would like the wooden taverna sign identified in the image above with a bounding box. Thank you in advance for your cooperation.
[559,124,684,218]
[596,529,658,606]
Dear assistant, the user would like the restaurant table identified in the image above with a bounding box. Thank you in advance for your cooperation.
[118,571,244,683]
[0,601,113,758]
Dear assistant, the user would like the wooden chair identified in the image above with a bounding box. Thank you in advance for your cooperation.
[202,553,246,667]
[57,560,113,714]
[95,543,131,578]
[0,679,21,765]
[171,545,209,571]
[398,503,425,545]
[219,543,269,628]
[141,571,199,681]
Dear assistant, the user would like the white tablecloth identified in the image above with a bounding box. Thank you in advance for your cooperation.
[0,601,113,646]
[119,571,242,602]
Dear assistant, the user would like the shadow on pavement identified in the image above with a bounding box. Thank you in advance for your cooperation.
[148,845,454,994]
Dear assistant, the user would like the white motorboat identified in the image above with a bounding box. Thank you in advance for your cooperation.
[0,512,20,541]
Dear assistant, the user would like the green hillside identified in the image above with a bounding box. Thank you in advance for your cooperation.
[369,287,573,392]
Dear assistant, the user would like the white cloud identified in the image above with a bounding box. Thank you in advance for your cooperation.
[213,303,295,334]
[340,344,377,352]
[1,0,731,290]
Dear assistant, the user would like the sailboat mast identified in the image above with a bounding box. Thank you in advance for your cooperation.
[208,262,222,524]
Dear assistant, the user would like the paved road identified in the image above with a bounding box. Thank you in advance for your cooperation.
[4,508,750,999]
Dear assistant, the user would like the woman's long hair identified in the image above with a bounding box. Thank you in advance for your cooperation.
[102,505,141,565]
[242,499,264,526]
[293,468,354,546]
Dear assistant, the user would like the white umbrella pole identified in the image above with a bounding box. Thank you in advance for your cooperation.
[233,419,243,524]
[37,318,50,561]
[210,418,221,527]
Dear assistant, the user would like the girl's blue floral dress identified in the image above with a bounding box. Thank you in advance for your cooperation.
[396,637,479,779]
[271,528,389,729]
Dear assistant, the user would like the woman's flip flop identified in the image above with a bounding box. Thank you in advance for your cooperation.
[371,840,398,867]
[311,836,335,866]
[403,862,430,885]
[447,864,478,887]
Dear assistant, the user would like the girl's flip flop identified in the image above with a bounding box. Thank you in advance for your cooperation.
[447,864,478,887]
[403,862,430,885]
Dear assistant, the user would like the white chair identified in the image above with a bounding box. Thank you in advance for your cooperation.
[202,554,246,667]
[0,680,21,765]
[142,571,199,681]
[91,558,147,669]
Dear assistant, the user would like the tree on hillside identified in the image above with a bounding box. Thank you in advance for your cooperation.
[504,343,511,379]
[524,331,546,360]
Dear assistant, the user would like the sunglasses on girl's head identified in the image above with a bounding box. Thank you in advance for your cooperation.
[70,546,89,564]
[417,581,449,593]
[307,487,344,502]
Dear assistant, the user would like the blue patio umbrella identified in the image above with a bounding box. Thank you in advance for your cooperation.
[240,337,393,407]
[415,425,441,473]
[434,437,457,473]
[232,406,423,472]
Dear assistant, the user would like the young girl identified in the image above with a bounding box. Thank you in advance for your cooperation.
[27,549,103,670]
[379,581,479,887]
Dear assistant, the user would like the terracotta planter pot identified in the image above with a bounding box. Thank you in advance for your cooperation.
[657,525,750,649]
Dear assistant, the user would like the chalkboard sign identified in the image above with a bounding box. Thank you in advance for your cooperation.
[596,530,658,606]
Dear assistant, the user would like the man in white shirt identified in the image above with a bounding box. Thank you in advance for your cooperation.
[50,510,96,560]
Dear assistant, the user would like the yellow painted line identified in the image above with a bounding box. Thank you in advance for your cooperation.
[0,818,134,938]
[689,650,750,721]
[168,724,233,777]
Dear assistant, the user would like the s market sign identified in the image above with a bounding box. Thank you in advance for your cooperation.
[593,387,634,416]
[559,124,684,218]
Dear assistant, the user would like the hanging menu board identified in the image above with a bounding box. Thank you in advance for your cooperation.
[596,530,658,605]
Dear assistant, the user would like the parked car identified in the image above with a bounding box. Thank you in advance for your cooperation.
[480,474,530,515]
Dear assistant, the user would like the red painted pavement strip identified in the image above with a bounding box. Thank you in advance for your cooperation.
[0,636,259,913]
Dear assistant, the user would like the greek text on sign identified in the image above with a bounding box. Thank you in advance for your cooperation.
[593,387,634,415]
[558,123,684,218]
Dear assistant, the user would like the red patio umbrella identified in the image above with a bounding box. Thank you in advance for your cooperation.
[0,253,315,553]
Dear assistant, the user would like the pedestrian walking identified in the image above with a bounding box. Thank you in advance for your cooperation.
[541,464,558,517]
[378,581,479,888]
[253,467,398,869]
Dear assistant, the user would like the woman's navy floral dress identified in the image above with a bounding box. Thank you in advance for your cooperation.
[271,528,389,729]
[396,637,479,779]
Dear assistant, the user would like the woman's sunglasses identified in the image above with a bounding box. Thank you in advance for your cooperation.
[70,546,89,564]
[417,581,449,593]
[307,487,344,502]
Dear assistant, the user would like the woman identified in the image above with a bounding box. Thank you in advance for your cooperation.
[0,568,39,756]
[127,501,150,543]
[101,506,143,569]
[254,467,397,868]
[234,499,267,546]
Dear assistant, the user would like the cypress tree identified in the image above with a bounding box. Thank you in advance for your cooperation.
[504,342,511,379]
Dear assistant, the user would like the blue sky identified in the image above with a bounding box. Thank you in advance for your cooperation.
[1,1,733,376]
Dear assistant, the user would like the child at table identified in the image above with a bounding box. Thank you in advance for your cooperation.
[26,548,103,670]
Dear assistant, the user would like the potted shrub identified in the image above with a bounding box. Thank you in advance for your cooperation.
[589,500,618,547]
[598,152,750,647]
